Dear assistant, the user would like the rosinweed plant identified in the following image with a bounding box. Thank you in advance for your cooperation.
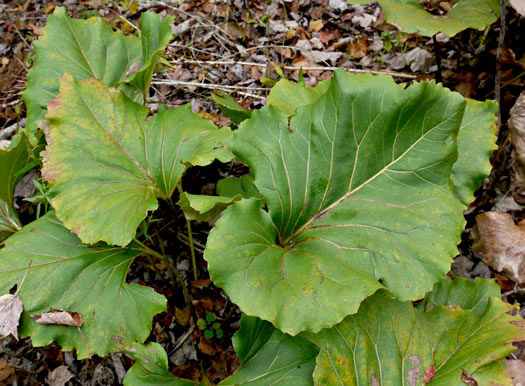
[0,7,522,385]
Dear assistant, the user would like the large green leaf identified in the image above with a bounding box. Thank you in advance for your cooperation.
[309,278,522,385]
[266,78,329,116]
[451,99,498,206]
[222,314,319,385]
[124,343,197,385]
[205,70,468,335]
[42,75,232,246]
[349,0,500,37]
[0,212,166,359]
[23,7,173,145]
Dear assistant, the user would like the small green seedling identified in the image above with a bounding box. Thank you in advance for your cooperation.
[197,313,224,340]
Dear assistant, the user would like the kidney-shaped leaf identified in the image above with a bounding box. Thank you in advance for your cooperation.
[222,314,319,385]
[309,277,522,385]
[43,75,232,246]
[205,70,467,334]
[0,211,166,359]
[124,343,197,386]
[23,7,173,145]
[350,0,500,37]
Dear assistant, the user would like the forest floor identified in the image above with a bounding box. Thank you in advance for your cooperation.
[0,0,524,384]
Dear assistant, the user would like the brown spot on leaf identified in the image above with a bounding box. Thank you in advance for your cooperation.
[461,369,478,385]
[407,355,421,386]
[370,374,380,386]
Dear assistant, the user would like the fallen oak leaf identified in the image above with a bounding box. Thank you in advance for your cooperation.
[0,294,23,339]
[30,308,83,327]
[472,212,525,285]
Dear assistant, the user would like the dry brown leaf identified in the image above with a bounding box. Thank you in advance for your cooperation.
[46,365,73,386]
[505,359,525,385]
[308,19,324,32]
[0,294,23,340]
[348,37,368,59]
[175,306,191,327]
[30,309,83,327]
[0,358,15,382]
[472,212,525,284]
[510,91,525,180]
[510,0,525,15]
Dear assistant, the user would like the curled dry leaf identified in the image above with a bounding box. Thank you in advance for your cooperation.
[510,91,525,181]
[0,294,23,340]
[472,212,525,284]
[30,308,83,327]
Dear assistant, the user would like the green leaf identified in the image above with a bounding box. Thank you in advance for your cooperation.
[177,193,241,223]
[349,0,500,37]
[211,93,252,125]
[0,211,166,359]
[215,329,223,339]
[221,314,319,385]
[216,175,262,202]
[126,12,174,98]
[23,7,141,144]
[42,75,232,246]
[204,329,214,339]
[266,77,330,116]
[452,99,498,206]
[205,70,467,334]
[0,133,30,206]
[0,134,30,241]
[124,343,197,385]
[23,8,173,145]
[206,312,216,322]
[309,278,522,385]
[0,200,22,242]
[197,319,207,330]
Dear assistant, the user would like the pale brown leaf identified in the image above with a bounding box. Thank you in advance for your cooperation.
[472,212,525,284]
[30,309,83,327]
[0,358,15,382]
[510,91,525,181]
[46,365,73,386]
[0,294,23,340]
[505,359,525,386]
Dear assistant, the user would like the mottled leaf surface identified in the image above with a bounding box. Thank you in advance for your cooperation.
[222,315,319,385]
[0,212,166,358]
[43,75,232,246]
[124,343,197,385]
[205,71,467,334]
[177,193,240,223]
[310,278,523,385]
[350,0,500,37]
[452,99,498,206]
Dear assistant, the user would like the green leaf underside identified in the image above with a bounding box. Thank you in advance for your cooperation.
[0,199,21,241]
[216,175,262,202]
[451,99,498,206]
[0,212,166,359]
[23,7,173,145]
[177,193,241,222]
[205,70,468,335]
[43,75,232,246]
[212,93,252,125]
[124,343,197,385]
[309,278,521,385]
[222,315,319,385]
[350,0,500,37]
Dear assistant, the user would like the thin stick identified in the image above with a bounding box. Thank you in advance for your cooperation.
[495,0,506,130]
[177,183,199,281]
[0,100,21,109]
[168,59,418,79]
[151,80,271,91]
